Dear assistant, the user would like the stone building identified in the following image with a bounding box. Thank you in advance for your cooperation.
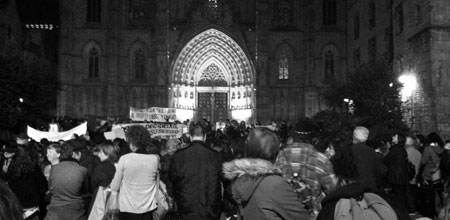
[346,0,393,69]
[57,0,347,123]
[56,0,450,136]
[393,0,450,137]
[0,0,23,58]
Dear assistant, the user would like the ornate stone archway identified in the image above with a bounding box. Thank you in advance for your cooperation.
[170,28,255,122]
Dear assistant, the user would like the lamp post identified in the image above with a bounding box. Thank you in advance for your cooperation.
[398,74,417,128]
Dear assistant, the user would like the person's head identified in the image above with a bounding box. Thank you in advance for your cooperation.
[59,140,83,161]
[0,181,23,220]
[3,144,18,159]
[287,129,312,144]
[125,125,152,152]
[46,143,61,164]
[353,126,369,144]
[245,127,280,163]
[162,139,182,156]
[427,132,444,147]
[96,141,120,162]
[392,133,406,146]
[416,134,427,146]
[190,125,205,141]
[405,136,415,146]
[15,133,29,145]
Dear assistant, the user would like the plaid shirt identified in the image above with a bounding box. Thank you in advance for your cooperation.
[275,142,335,196]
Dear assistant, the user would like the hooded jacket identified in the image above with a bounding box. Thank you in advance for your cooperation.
[421,144,444,181]
[223,158,310,220]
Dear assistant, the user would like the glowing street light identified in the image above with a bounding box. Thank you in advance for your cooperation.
[398,74,417,101]
[398,74,417,127]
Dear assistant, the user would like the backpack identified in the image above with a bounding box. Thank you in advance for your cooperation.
[334,192,398,220]
[406,160,416,181]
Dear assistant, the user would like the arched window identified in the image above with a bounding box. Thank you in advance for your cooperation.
[87,0,101,22]
[278,56,289,80]
[323,0,337,26]
[369,1,376,29]
[88,48,99,78]
[324,50,335,81]
[134,49,145,80]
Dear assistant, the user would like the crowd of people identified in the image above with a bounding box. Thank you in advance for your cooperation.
[1,118,449,220]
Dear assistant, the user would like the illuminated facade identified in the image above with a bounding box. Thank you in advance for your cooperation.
[57,0,347,123]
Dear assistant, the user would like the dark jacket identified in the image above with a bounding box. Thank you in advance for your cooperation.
[384,144,409,185]
[91,159,115,192]
[6,166,48,208]
[441,149,450,181]
[421,144,444,181]
[169,140,222,220]
[317,182,409,220]
[351,143,387,189]
[223,158,310,220]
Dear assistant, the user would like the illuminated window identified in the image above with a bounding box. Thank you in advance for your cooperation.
[87,0,101,22]
[88,48,99,78]
[134,49,145,80]
[278,56,289,80]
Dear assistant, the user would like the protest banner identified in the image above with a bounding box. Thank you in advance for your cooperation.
[104,123,187,140]
[129,107,177,122]
[28,122,88,142]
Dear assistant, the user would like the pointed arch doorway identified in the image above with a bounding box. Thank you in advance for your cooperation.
[170,29,256,122]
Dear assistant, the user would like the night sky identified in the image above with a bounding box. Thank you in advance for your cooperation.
[16,0,58,24]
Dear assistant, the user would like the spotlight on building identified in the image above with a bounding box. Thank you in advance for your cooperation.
[398,74,417,101]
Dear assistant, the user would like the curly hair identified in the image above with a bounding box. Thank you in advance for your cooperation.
[125,125,152,150]
[7,154,35,180]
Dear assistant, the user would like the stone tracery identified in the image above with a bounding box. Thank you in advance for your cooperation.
[171,28,255,118]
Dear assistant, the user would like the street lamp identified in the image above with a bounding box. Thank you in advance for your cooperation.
[398,74,417,127]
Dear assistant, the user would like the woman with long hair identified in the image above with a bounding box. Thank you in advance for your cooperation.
[110,125,160,219]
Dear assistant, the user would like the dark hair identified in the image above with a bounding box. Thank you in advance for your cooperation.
[427,132,444,147]
[59,140,81,160]
[7,154,35,180]
[416,134,427,146]
[97,141,120,162]
[394,133,406,147]
[331,141,359,184]
[0,181,23,220]
[245,127,280,162]
[190,125,204,137]
[113,138,131,156]
[47,143,62,154]
[125,125,152,150]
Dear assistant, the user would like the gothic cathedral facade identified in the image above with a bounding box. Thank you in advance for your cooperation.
[57,0,346,123]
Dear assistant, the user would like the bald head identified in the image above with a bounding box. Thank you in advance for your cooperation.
[353,126,369,144]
